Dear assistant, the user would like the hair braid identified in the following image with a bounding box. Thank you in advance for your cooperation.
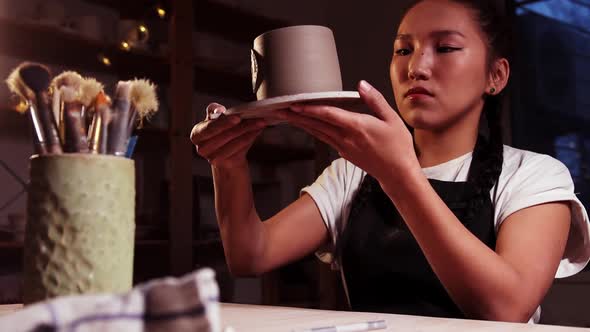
[465,95,504,221]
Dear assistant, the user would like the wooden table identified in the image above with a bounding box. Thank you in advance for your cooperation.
[1,303,588,331]
[221,303,588,331]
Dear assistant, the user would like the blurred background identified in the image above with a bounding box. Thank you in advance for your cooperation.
[0,0,588,327]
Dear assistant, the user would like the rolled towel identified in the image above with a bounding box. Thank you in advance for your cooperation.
[0,268,221,332]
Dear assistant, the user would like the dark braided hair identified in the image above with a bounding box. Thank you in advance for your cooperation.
[334,0,510,258]
[454,0,510,219]
[398,0,510,219]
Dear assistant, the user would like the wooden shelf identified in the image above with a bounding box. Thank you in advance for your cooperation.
[86,0,288,44]
[0,18,166,80]
[0,18,252,100]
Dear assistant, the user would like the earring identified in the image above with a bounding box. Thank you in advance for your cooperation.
[489,87,496,94]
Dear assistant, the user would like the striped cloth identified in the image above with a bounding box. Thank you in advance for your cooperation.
[0,268,221,332]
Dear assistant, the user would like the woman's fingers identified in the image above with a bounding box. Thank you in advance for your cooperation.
[278,111,345,152]
[289,104,360,131]
[197,119,266,157]
[276,110,344,144]
[190,115,241,145]
[207,128,263,163]
[357,80,403,123]
[190,102,270,166]
[206,103,227,120]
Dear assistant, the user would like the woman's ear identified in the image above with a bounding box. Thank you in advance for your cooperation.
[487,58,510,95]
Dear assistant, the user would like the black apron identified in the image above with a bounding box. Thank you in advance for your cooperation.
[338,153,497,318]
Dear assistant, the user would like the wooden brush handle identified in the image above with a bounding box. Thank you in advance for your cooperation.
[36,92,62,154]
[62,101,89,153]
[107,98,131,156]
[88,105,109,154]
[27,104,48,155]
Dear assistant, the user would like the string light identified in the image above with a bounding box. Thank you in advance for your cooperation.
[156,6,166,18]
[120,41,131,51]
[136,24,149,42]
[96,3,163,65]
[97,54,112,66]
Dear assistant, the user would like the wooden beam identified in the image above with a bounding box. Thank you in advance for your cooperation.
[168,0,194,276]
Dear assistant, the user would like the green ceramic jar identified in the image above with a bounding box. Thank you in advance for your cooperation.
[23,154,135,304]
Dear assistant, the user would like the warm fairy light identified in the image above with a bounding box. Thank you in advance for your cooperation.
[98,55,112,66]
[138,25,148,33]
[156,7,166,18]
[120,41,131,51]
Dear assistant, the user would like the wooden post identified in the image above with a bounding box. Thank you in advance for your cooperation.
[169,0,195,276]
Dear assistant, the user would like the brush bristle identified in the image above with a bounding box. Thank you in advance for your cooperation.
[19,63,51,92]
[80,77,104,107]
[60,86,77,103]
[50,71,83,91]
[6,64,35,104]
[130,78,159,119]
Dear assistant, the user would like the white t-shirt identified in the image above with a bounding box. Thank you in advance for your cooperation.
[301,145,590,323]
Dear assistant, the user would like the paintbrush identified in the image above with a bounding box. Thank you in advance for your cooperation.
[6,63,49,154]
[80,77,103,134]
[50,71,84,131]
[106,81,132,156]
[128,79,159,135]
[88,91,111,154]
[118,79,159,158]
[60,86,89,153]
[20,63,62,154]
[50,71,84,91]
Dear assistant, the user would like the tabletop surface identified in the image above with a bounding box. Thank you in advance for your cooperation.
[1,302,588,331]
[220,303,589,332]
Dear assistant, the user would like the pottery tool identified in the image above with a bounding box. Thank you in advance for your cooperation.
[106,81,132,156]
[88,91,111,154]
[59,86,89,153]
[294,320,387,332]
[6,65,47,154]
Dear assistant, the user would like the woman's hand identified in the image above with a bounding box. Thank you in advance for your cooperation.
[277,80,418,182]
[190,103,268,169]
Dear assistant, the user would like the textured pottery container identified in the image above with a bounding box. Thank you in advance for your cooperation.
[23,154,135,304]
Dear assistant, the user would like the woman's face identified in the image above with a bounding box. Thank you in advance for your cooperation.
[391,0,490,131]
